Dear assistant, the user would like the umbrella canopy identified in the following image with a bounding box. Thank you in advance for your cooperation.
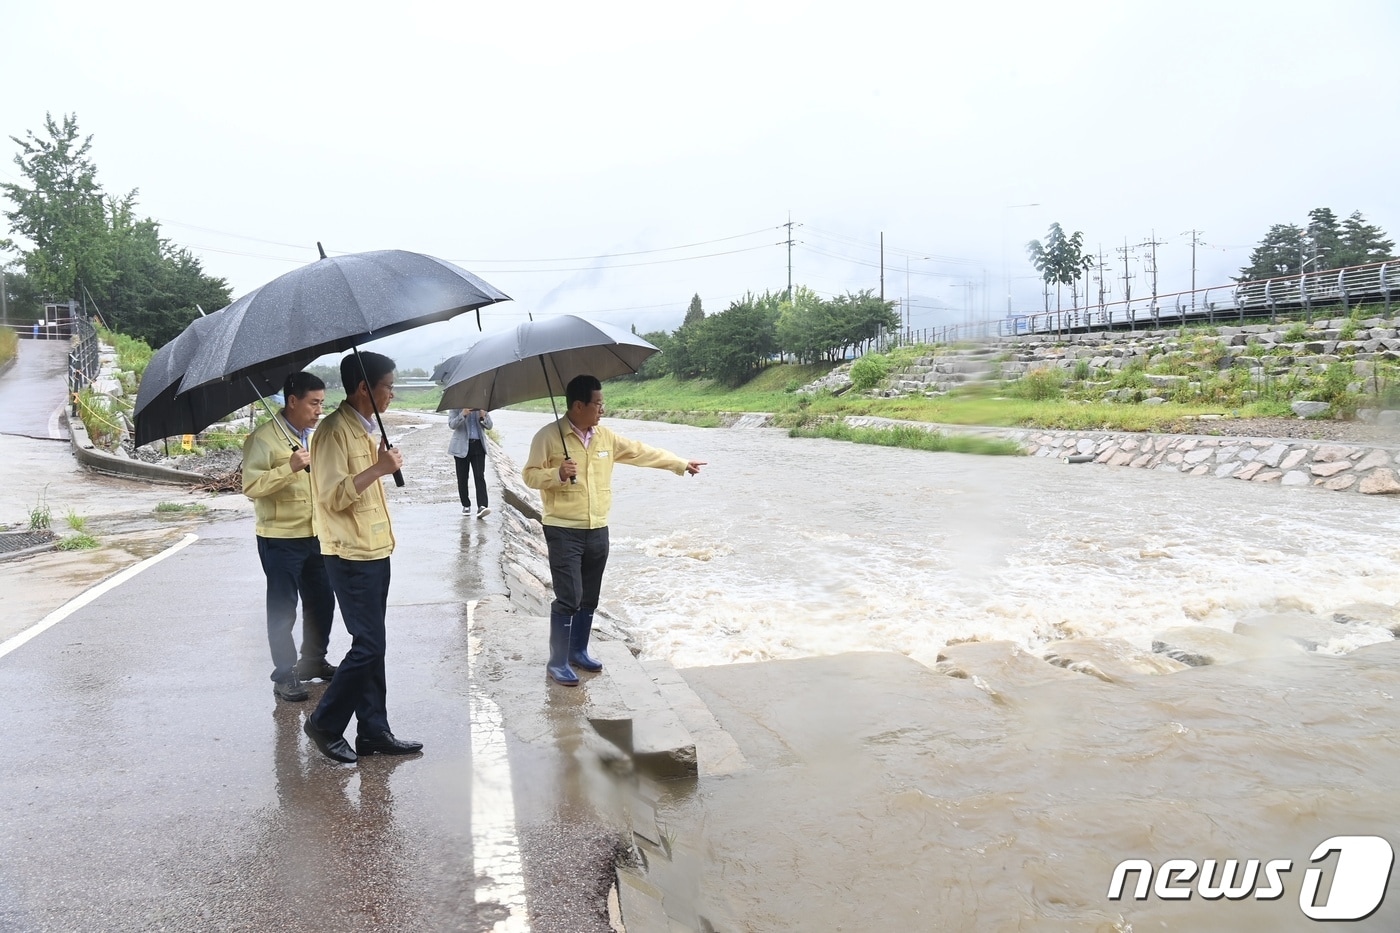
[179,249,509,393]
[436,315,658,412]
[132,309,310,446]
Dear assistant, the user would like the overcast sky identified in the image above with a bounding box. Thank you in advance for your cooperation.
[4,0,1398,369]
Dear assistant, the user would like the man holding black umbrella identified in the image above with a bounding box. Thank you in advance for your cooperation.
[242,371,337,702]
[523,374,705,686]
[302,351,422,763]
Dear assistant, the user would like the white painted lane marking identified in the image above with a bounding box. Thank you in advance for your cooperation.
[48,402,66,439]
[0,533,199,661]
[467,598,532,931]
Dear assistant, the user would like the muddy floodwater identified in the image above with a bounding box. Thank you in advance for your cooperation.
[487,410,1400,930]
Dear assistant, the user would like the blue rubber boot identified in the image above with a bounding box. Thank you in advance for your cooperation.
[547,611,579,686]
[569,609,604,672]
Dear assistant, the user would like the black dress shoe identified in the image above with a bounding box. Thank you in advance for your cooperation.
[303,717,357,763]
[296,659,338,681]
[355,732,424,756]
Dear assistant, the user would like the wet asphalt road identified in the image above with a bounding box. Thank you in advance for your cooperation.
[1,494,623,932]
[0,340,69,440]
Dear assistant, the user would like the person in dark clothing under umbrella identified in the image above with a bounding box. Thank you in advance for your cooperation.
[241,371,338,702]
[302,351,422,763]
[448,407,493,516]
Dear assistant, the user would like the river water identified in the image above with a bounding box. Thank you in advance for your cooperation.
[489,410,1400,669]
[484,410,1400,930]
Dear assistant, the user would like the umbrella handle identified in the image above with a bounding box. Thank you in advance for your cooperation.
[353,346,406,487]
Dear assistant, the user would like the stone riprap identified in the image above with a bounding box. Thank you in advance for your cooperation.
[839,414,1400,496]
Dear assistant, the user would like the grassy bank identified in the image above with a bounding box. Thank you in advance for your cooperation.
[0,329,16,367]
[789,422,1024,456]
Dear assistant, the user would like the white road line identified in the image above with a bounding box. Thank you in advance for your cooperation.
[466,598,532,932]
[48,402,66,439]
[0,533,199,661]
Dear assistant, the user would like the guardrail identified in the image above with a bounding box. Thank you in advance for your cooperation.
[999,259,1396,337]
[68,317,98,404]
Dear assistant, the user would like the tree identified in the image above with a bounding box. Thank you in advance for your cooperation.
[1,113,230,346]
[1337,211,1395,267]
[683,293,704,326]
[1026,223,1092,317]
[1237,223,1305,281]
[1306,208,1342,269]
[1239,210,1395,280]
[689,293,779,385]
[2,113,113,303]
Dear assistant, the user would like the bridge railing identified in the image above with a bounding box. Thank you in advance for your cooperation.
[999,259,1396,337]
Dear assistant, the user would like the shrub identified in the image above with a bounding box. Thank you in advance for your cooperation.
[1306,364,1362,418]
[1283,321,1310,343]
[849,353,891,391]
[1338,319,1359,341]
[1071,359,1091,381]
[1012,367,1066,401]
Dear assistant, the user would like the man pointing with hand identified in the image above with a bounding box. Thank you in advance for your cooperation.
[523,374,706,686]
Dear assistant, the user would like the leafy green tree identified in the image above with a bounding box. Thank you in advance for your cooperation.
[683,293,704,326]
[775,286,830,363]
[2,113,113,302]
[690,293,779,386]
[1,113,230,346]
[1337,211,1394,267]
[632,328,673,379]
[1306,208,1342,268]
[1026,223,1092,315]
[0,262,40,326]
[1237,223,1305,281]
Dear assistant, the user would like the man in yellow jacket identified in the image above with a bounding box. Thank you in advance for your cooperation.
[302,351,422,764]
[242,372,337,702]
[523,374,705,685]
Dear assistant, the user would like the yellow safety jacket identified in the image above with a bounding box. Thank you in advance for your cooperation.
[309,404,396,560]
[523,418,687,529]
[242,416,314,539]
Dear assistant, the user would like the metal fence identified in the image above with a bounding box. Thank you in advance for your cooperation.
[67,317,98,408]
[1000,259,1396,338]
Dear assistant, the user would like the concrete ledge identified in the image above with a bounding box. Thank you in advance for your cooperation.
[69,420,207,485]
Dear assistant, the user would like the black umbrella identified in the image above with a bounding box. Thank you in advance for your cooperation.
[132,307,312,447]
[436,315,659,479]
[178,246,509,485]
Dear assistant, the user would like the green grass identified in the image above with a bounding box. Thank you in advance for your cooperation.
[789,422,1025,456]
[0,328,16,366]
[95,326,154,380]
[55,533,100,551]
[65,511,87,532]
[28,491,52,531]
[155,502,207,514]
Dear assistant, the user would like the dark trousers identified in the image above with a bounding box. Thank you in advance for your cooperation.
[311,555,392,739]
[454,440,488,509]
[256,535,335,682]
[543,525,610,616]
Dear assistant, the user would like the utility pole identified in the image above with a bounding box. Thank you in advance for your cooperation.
[0,266,7,330]
[1116,238,1136,327]
[1094,246,1110,320]
[1180,229,1205,311]
[879,232,884,303]
[780,212,801,301]
[1138,231,1165,305]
